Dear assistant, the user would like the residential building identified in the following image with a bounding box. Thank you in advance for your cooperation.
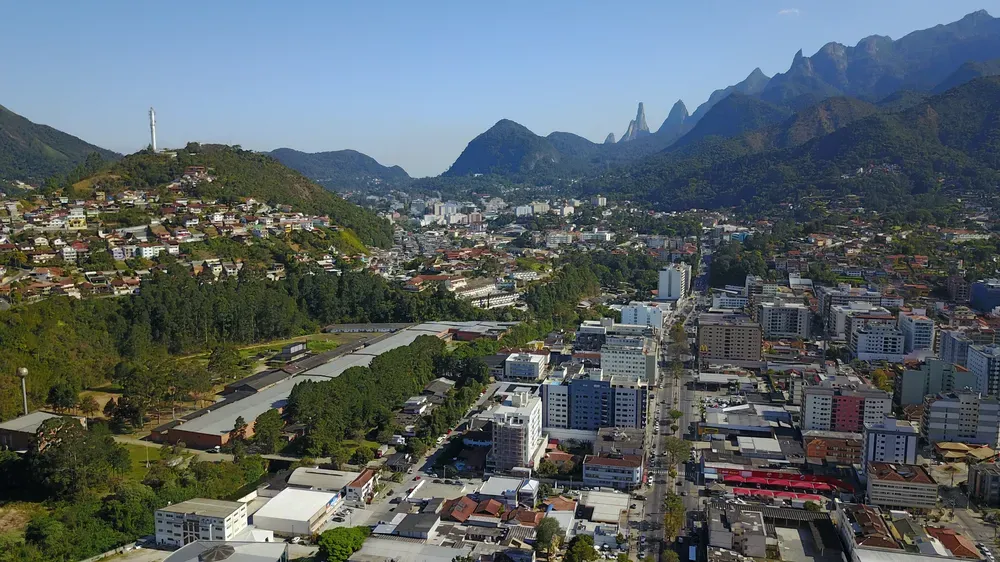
[940,330,974,367]
[657,263,691,301]
[922,391,1000,446]
[818,284,902,319]
[346,468,378,504]
[488,393,544,472]
[835,504,905,562]
[969,462,1000,506]
[967,344,1000,396]
[947,275,971,304]
[155,499,248,547]
[593,427,645,456]
[591,195,607,207]
[972,279,1000,313]
[582,454,643,489]
[897,310,935,354]
[801,376,891,433]
[600,336,658,382]
[829,302,896,340]
[712,292,748,310]
[895,359,977,406]
[503,353,548,382]
[540,371,648,430]
[756,298,810,339]
[850,324,905,363]
[707,504,768,559]
[862,416,919,464]
[697,313,762,367]
[545,232,574,248]
[620,301,669,331]
[803,430,863,465]
[866,462,938,510]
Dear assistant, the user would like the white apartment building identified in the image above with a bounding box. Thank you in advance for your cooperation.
[601,336,657,382]
[862,416,919,465]
[579,229,613,243]
[801,378,891,433]
[866,462,938,510]
[757,298,811,339]
[582,455,643,489]
[545,232,574,248]
[898,309,936,354]
[850,324,906,363]
[155,498,248,547]
[712,293,748,310]
[968,344,1000,396]
[922,391,1000,446]
[541,383,570,428]
[828,302,894,339]
[620,301,670,331]
[503,353,548,382]
[489,393,544,472]
[657,263,691,301]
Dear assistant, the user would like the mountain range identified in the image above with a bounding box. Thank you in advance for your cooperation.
[268,148,411,191]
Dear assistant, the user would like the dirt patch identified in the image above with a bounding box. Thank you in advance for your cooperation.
[0,502,46,535]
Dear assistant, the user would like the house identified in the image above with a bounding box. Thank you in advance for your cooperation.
[346,468,379,504]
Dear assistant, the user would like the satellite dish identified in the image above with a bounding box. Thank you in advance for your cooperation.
[198,545,236,562]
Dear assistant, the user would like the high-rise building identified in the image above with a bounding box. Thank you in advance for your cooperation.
[600,335,658,382]
[620,301,670,332]
[947,274,971,304]
[969,463,1000,506]
[801,374,891,432]
[657,263,691,301]
[540,371,648,430]
[503,353,548,382]
[757,298,811,339]
[922,391,1000,446]
[940,330,973,367]
[895,358,977,406]
[850,324,906,363]
[488,393,544,472]
[697,313,762,367]
[817,284,903,319]
[972,279,1000,313]
[862,416,919,465]
[968,344,1000,397]
[828,302,894,339]
[897,309,935,354]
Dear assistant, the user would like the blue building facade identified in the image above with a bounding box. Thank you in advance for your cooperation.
[972,280,1000,313]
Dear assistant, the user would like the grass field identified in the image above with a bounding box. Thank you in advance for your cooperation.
[122,443,191,480]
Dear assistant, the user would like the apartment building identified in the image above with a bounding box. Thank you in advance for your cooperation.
[488,393,544,472]
[600,335,658,382]
[947,274,971,304]
[969,463,1000,506]
[817,284,903,319]
[708,504,768,559]
[828,302,895,339]
[850,324,906,363]
[895,358,977,406]
[756,298,811,339]
[540,370,648,430]
[801,375,891,433]
[657,263,691,301]
[866,462,938,510]
[697,313,763,367]
[922,391,1000,447]
[155,498,248,547]
[582,454,643,490]
[503,353,548,382]
[939,329,998,367]
[897,309,936,354]
[862,416,919,465]
[803,430,863,465]
[620,301,670,331]
[967,344,1000,397]
[972,279,1000,313]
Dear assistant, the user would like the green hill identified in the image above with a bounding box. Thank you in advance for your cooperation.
[443,119,563,177]
[80,144,394,247]
[268,148,411,192]
[671,93,793,149]
[932,58,1000,93]
[0,103,119,183]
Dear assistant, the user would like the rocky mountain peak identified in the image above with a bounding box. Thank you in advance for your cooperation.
[619,102,651,142]
[656,100,689,136]
[604,132,616,144]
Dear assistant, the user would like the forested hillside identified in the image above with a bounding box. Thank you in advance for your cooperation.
[269,148,411,192]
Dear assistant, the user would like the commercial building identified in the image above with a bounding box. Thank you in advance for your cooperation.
[756,298,811,339]
[817,284,903,319]
[895,358,977,406]
[862,416,919,465]
[707,504,768,559]
[154,499,248,547]
[801,377,891,433]
[922,391,1000,446]
[0,411,83,451]
[829,302,895,340]
[968,344,1000,397]
[582,454,643,489]
[866,462,938,510]
[897,309,936,354]
[594,428,645,456]
[697,313,763,367]
[346,468,379,504]
[503,353,548,382]
[600,335,658,382]
[657,263,691,301]
[540,371,648,430]
[803,430,863,465]
[252,488,337,536]
[972,279,1000,313]
[163,542,288,562]
[849,324,906,363]
[620,301,670,331]
[969,462,1000,506]
[488,393,544,472]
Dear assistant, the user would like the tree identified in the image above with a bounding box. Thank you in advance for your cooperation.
[47,383,77,412]
[207,345,245,382]
[538,482,553,500]
[231,416,248,443]
[103,397,117,418]
[663,492,685,540]
[351,445,375,465]
[662,551,681,562]
[564,534,598,562]
[27,418,130,499]
[537,459,558,477]
[251,409,284,454]
[669,409,683,421]
[662,436,692,467]
[535,517,563,553]
[79,396,100,418]
[804,501,822,512]
[316,526,371,562]
[99,482,159,536]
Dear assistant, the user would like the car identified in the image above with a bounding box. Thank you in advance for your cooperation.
[387,490,394,496]
[210,445,221,453]
[677,481,683,485]
[407,488,414,493]
[433,479,442,483]
[289,537,302,544]
[414,476,421,480]
[333,517,345,522]
[630,503,637,509]
[681,491,689,496]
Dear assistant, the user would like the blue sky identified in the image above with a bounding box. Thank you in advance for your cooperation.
[0,1,989,177]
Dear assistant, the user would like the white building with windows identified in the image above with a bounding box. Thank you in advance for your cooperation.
[155,499,248,548]
[582,454,643,489]
[503,353,548,382]
[922,391,1000,446]
[850,325,906,363]
[757,298,811,339]
[862,416,919,465]
[898,309,936,354]
[620,301,670,331]
[488,393,544,472]
[968,344,1000,397]
[657,263,691,301]
[601,336,657,382]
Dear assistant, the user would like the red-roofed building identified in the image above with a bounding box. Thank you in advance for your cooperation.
[925,527,981,559]
[346,468,378,503]
[866,462,937,509]
[442,496,478,523]
[583,454,643,489]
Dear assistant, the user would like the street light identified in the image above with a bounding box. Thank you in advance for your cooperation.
[16,367,28,416]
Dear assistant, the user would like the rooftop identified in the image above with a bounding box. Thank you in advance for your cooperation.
[253,488,336,521]
[583,454,642,468]
[158,498,244,518]
[867,463,934,484]
[0,411,63,433]
[287,467,360,491]
[163,541,288,562]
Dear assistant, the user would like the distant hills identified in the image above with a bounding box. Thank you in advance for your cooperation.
[0,104,119,183]
[268,148,411,192]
